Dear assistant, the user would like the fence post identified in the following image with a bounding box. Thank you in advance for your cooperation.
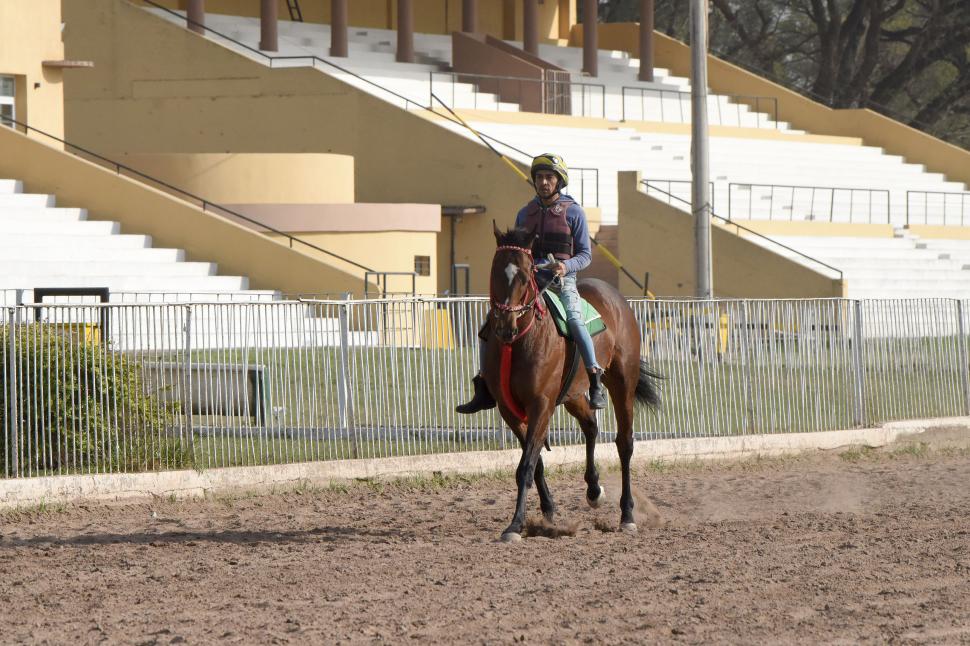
[739,301,755,434]
[183,305,195,459]
[852,300,866,427]
[337,293,358,458]
[957,300,970,415]
[6,308,19,477]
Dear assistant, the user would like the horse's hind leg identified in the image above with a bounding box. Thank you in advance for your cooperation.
[534,456,556,521]
[565,397,604,507]
[605,374,638,532]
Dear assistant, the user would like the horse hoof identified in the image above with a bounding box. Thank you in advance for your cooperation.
[620,522,638,534]
[501,532,522,543]
[587,486,606,509]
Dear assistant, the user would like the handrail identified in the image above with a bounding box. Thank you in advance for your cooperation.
[140,1,603,207]
[643,178,715,212]
[429,70,606,118]
[640,180,844,280]
[621,86,778,129]
[906,190,970,227]
[728,182,890,224]
[0,115,375,274]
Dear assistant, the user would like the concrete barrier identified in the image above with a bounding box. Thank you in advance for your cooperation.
[1,416,968,509]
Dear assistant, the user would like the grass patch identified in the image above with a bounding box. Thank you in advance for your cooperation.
[839,446,877,462]
[890,441,930,458]
[0,498,69,520]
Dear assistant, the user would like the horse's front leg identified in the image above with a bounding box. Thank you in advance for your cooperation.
[502,397,553,542]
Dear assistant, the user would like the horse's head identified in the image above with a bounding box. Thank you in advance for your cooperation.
[490,223,542,344]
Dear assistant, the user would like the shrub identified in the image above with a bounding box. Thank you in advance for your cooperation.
[0,323,190,476]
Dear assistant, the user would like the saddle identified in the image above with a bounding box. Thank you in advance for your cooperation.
[535,270,607,407]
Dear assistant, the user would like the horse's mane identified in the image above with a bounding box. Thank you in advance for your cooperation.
[496,227,535,248]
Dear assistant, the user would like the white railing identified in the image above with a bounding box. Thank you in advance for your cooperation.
[2,297,968,478]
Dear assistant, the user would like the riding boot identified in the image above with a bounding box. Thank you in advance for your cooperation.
[587,370,608,410]
[456,375,496,414]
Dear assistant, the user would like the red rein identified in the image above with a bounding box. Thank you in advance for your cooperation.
[490,245,546,423]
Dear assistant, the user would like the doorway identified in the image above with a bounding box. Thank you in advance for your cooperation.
[0,76,14,126]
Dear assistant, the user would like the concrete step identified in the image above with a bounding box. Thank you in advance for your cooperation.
[0,275,249,291]
[0,233,152,248]
[0,207,88,223]
[0,220,120,235]
[0,179,23,193]
[0,247,183,263]
[0,260,217,277]
[0,193,55,207]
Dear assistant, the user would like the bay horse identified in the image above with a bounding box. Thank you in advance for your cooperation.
[485,224,661,542]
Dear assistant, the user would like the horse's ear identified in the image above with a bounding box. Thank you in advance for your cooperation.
[493,220,502,243]
[527,223,539,248]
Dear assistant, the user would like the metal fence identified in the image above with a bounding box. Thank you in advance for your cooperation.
[2,297,968,479]
[906,190,970,227]
[728,183,892,224]
[429,71,607,119]
[620,87,779,128]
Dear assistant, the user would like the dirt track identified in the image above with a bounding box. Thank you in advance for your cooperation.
[3,434,970,644]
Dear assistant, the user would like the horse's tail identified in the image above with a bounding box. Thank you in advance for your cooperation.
[635,360,662,410]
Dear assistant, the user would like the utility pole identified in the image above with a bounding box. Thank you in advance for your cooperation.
[690,0,712,298]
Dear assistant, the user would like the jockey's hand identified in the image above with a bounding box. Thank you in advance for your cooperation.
[554,262,567,277]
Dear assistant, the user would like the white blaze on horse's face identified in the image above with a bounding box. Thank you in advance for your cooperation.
[504,262,519,288]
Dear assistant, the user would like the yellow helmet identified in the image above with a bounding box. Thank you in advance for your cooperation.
[531,153,569,189]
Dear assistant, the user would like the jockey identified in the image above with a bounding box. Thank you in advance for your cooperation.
[456,153,608,414]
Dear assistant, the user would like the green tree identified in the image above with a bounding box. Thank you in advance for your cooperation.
[596,0,970,150]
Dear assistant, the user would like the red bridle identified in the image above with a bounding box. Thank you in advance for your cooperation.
[489,244,546,345]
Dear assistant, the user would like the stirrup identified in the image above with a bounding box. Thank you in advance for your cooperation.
[456,375,496,414]
[588,370,607,410]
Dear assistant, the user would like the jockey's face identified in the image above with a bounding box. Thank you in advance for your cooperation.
[534,170,560,201]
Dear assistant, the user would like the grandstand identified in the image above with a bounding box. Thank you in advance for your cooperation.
[2,0,967,300]
[127,3,969,300]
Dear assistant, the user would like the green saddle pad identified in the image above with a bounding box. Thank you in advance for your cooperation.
[543,291,607,339]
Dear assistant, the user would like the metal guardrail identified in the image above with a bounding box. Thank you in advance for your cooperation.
[621,87,779,128]
[906,190,970,227]
[728,183,891,224]
[642,178,716,212]
[4,296,967,479]
[429,71,606,119]
[640,181,844,280]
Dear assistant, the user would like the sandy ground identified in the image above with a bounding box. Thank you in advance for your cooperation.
[3,432,970,644]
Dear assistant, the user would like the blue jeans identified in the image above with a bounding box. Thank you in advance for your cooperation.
[478,274,603,374]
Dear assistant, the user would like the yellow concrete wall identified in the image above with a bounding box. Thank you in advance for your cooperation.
[161,0,572,40]
[908,226,970,241]
[119,153,356,203]
[0,0,67,139]
[0,123,378,296]
[266,231,439,295]
[64,0,537,296]
[618,172,844,298]
[580,23,970,189]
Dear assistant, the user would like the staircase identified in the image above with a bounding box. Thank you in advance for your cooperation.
[0,177,277,305]
[746,228,970,299]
